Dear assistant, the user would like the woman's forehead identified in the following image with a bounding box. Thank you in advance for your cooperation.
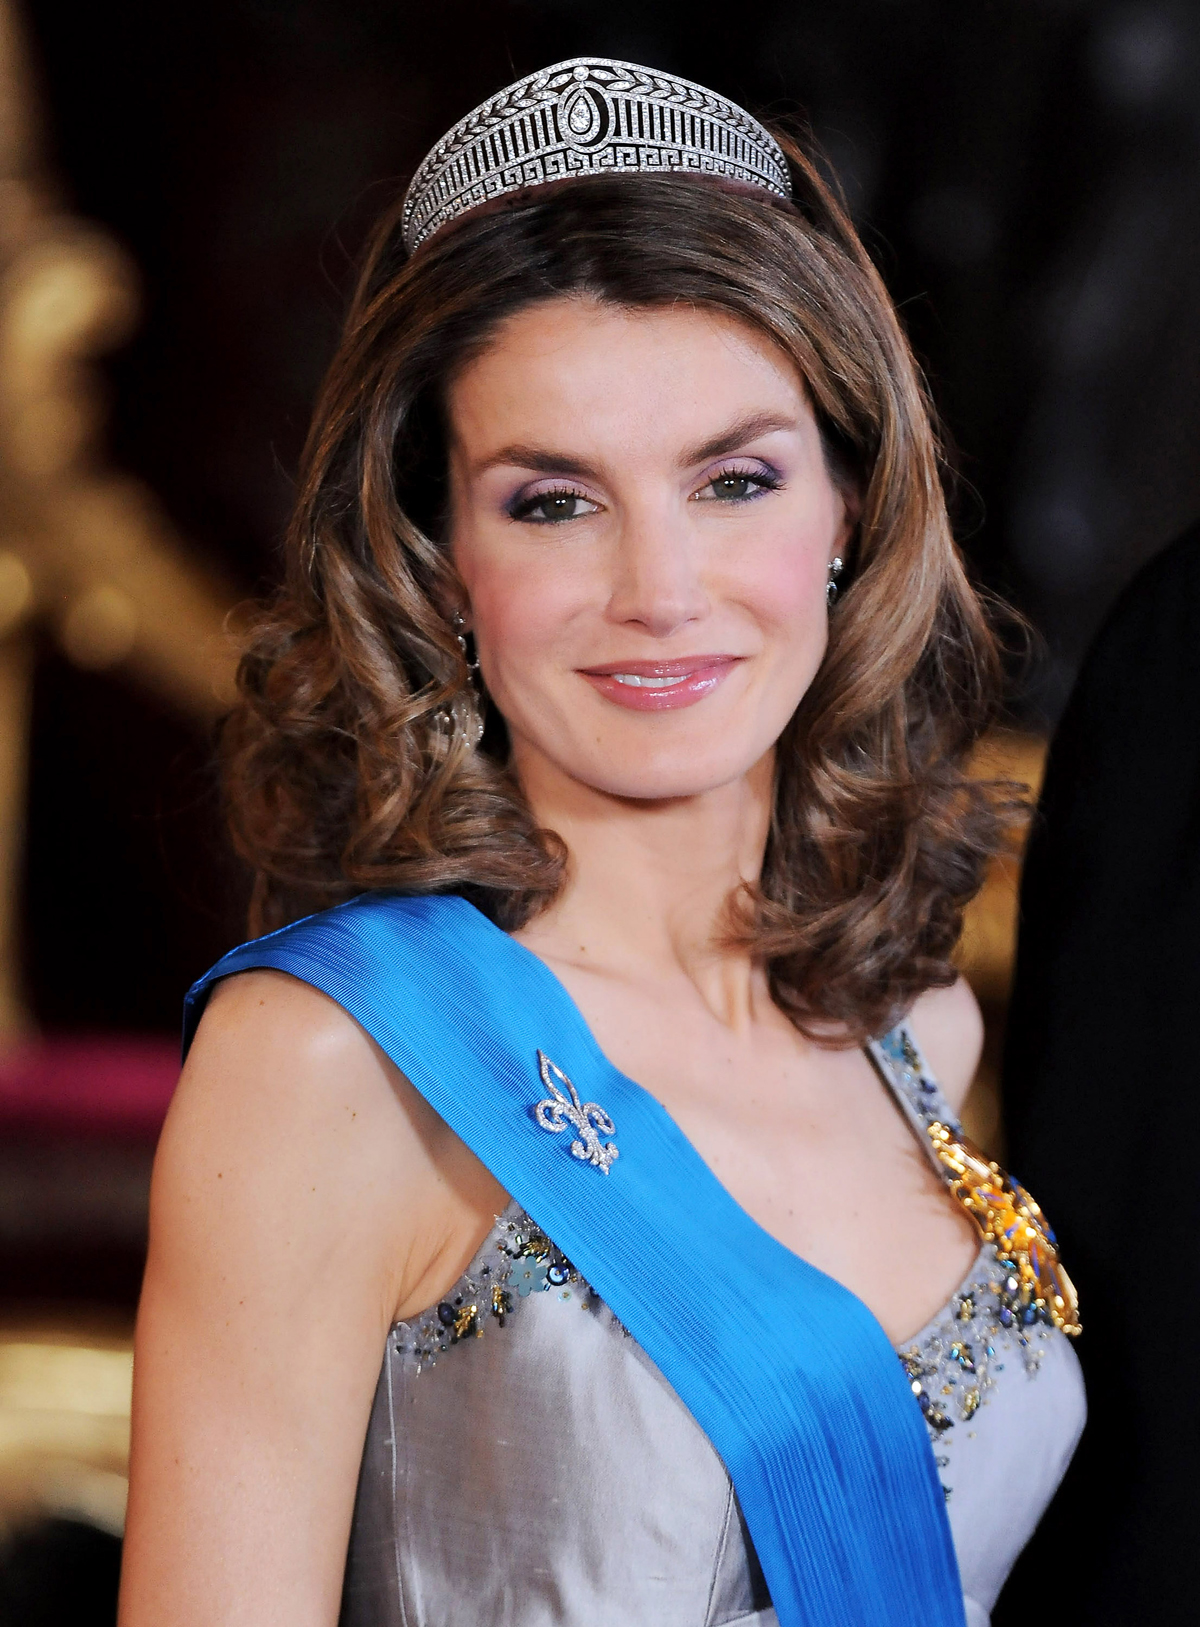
[446,298,810,463]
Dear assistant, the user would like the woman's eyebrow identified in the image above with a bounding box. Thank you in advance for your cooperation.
[681,410,798,467]
[470,410,797,480]
[470,444,599,479]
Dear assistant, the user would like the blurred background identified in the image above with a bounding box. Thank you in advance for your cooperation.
[0,0,1197,1620]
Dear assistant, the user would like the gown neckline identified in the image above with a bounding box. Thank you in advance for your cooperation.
[445,897,984,1348]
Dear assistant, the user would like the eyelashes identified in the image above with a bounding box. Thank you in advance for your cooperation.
[507,488,599,524]
[506,461,784,525]
[693,462,783,503]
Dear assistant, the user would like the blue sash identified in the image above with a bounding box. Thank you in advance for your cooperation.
[184,892,964,1627]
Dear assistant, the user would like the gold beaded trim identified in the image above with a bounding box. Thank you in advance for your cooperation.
[926,1123,1081,1338]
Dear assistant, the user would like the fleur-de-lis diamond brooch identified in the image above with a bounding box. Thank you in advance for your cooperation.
[533,1050,619,1174]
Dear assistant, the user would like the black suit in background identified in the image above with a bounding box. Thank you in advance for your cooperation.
[999,521,1200,1625]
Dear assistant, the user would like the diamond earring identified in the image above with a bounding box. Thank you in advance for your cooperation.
[453,611,480,676]
[435,612,484,747]
[826,556,844,607]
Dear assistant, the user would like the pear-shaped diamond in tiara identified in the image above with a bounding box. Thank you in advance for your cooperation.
[563,86,600,140]
[559,84,610,150]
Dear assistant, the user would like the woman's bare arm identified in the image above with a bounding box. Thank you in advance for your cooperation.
[119,969,504,1627]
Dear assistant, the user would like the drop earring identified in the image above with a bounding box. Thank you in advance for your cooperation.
[434,611,484,747]
[826,556,844,607]
[453,611,480,677]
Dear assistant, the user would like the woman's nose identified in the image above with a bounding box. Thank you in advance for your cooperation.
[604,508,710,637]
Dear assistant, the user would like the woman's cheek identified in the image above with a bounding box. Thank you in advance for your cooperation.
[473,574,585,709]
[477,568,573,655]
[739,546,826,643]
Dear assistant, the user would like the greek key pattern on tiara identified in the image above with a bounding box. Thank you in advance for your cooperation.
[401,57,792,254]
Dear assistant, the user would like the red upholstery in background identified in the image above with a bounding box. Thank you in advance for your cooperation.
[0,1037,179,1140]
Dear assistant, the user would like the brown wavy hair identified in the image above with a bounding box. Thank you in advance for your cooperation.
[222,134,1012,1041]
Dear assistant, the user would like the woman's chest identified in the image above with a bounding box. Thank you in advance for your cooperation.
[576,1012,981,1343]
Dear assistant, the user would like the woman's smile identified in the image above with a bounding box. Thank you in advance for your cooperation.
[579,655,742,710]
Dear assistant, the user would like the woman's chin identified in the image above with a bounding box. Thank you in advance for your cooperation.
[507,707,786,805]
[560,745,770,804]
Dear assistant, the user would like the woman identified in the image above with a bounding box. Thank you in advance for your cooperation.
[119,60,1084,1627]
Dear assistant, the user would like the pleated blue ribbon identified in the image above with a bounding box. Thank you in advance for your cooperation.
[184,892,965,1627]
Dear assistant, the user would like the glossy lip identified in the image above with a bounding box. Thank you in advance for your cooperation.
[578,655,743,712]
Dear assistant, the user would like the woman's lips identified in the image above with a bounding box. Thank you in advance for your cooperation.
[578,656,742,712]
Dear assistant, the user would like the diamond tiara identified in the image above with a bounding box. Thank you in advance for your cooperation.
[400,57,792,255]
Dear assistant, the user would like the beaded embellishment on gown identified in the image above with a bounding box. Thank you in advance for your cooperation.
[873,1029,1080,1336]
[867,1027,1081,1495]
[394,1209,604,1373]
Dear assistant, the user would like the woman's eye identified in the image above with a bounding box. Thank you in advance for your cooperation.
[694,470,777,503]
[511,491,598,524]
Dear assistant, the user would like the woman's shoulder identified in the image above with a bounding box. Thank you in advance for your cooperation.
[184,968,411,1144]
[198,964,376,1064]
[162,968,506,1323]
[903,976,984,1115]
[174,968,487,1218]
[160,971,421,1280]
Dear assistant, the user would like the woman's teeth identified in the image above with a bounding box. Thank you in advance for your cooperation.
[610,673,685,689]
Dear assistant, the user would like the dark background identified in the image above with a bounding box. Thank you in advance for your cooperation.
[20,0,1200,1038]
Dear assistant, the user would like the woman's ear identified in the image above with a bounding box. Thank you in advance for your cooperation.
[430,570,472,635]
[834,485,861,555]
[815,415,863,557]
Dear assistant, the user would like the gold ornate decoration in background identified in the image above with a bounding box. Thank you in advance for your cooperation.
[0,0,239,1041]
[958,731,1048,1005]
[955,731,1049,1153]
[0,1323,132,1540]
[0,0,240,1540]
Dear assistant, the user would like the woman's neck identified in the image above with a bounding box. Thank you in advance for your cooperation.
[511,746,774,1032]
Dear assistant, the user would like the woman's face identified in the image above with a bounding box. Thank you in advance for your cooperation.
[446,296,852,803]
